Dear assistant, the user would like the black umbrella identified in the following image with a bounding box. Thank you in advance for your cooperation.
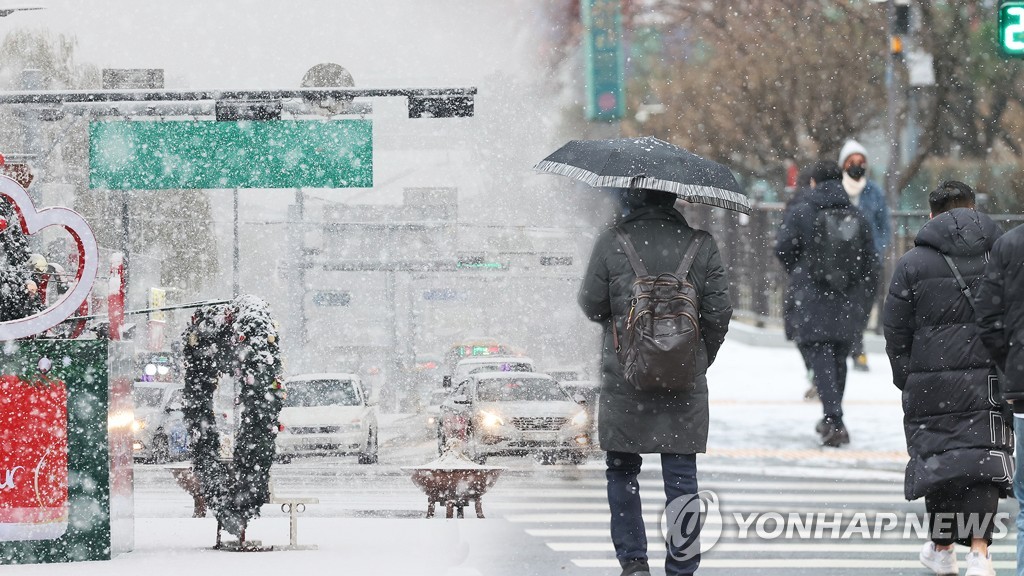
[533,136,750,214]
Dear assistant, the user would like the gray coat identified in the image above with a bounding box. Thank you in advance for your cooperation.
[578,207,732,454]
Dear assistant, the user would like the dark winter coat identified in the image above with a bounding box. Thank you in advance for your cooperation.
[976,223,1024,403]
[882,209,1011,500]
[578,206,732,454]
[774,180,878,344]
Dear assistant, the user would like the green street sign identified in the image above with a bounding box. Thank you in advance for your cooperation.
[999,1,1024,57]
[89,119,373,190]
[581,0,625,122]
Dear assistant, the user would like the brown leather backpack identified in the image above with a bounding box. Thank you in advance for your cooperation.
[613,228,707,393]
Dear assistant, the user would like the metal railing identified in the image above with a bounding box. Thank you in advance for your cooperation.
[682,203,1024,329]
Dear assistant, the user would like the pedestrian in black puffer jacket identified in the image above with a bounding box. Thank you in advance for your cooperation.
[974,220,1024,576]
[883,181,1010,574]
[775,161,878,446]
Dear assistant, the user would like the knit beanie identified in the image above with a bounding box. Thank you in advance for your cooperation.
[838,140,868,167]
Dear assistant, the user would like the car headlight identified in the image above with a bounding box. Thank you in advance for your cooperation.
[479,410,504,428]
[570,410,588,427]
[131,419,147,433]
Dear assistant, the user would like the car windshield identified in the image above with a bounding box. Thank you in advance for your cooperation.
[284,379,360,407]
[133,387,165,408]
[166,389,183,407]
[476,378,567,402]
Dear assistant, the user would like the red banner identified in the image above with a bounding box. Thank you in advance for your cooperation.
[0,375,68,539]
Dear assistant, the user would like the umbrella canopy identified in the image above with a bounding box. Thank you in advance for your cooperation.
[533,136,750,214]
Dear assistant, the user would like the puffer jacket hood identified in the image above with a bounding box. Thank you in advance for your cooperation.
[915,208,1001,258]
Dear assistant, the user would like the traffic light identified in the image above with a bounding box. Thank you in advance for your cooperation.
[999,1,1024,57]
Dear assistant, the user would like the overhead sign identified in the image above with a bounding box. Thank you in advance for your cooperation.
[581,0,625,122]
[89,119,373,190]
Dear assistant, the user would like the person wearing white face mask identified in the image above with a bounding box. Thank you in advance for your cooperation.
[838,139,891,373]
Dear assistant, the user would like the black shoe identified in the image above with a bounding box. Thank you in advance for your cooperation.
[814,418,829,436]
[620,559,651,576]
[820,419,850,447]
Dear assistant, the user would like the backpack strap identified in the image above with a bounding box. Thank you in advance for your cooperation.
[613,228,649,277]
[941,253,975,312]
[675,231,708,278]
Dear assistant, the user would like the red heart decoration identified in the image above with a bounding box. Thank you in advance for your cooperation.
[0,176,99,340]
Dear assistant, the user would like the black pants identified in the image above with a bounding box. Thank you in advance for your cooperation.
[798,341,851,420]
[926,483,1001,547]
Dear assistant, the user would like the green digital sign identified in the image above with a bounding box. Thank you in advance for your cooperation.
[89,119,373,190]
[999,2,1024,56]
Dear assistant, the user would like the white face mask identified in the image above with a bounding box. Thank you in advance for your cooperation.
[843,172,866,199]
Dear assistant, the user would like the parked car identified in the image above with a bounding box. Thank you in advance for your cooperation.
[424,387,450,433]
[276,373,379,464]
[437,371,590,464]
[132,382,188,464]
[443,355,535,388]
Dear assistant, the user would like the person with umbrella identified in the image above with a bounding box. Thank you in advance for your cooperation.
[537,136,741,576]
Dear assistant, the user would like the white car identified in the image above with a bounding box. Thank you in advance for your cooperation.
[131,382,188,463]
[424,387,450,432]
[437,371,590,464]
[276,373,379,464]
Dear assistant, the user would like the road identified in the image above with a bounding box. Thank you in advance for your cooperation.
[127,413,1019,575]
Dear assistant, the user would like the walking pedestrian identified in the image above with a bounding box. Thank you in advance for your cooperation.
[775,160,877,446]
[838,139,892,372]
[579,187,732,576]
[975,217,1024,576]
[883,181,1010,576]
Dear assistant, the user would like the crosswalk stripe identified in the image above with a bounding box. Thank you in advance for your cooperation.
[567,479,903,493]
[525,528,1017,542]
[547,542,1017,554]
[489,489,906,502]
[572,558,1018,569]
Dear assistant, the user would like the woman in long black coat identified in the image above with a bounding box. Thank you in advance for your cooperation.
[882,182,1010,575]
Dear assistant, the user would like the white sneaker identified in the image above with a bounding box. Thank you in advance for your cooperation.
[919,541,958,575]
[964,550,995,576]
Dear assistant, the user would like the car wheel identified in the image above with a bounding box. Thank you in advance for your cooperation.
[358,429,378,465]
[151,433,169,465]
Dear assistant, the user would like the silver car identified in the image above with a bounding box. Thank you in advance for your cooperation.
[437,371,590,464]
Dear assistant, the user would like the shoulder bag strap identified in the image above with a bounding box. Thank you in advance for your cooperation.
[941,253,975,312]
[613,227,649,277]
[675,231,709,278]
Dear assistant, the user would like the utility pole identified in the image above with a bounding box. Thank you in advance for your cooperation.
[884,0,906,212]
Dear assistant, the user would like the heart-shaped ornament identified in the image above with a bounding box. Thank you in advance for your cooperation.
[0,175,99,341]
